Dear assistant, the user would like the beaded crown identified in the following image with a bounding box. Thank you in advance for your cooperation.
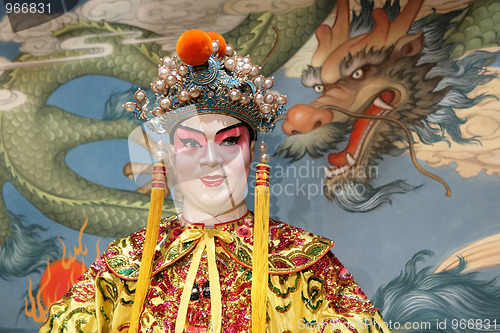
[122,30,287,136]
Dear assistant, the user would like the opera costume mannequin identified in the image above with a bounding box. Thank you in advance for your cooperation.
[40,30,390,333]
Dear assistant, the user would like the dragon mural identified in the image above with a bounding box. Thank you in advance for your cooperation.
[0,0,499,331]
[277,0,500,212]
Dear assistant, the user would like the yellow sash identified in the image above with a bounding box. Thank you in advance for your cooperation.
[175,227,233,333]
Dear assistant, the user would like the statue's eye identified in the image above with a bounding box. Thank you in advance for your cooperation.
[350,68,364,80]
[219,136,241,146]
[179,137,202,148]
[314,85,324,93]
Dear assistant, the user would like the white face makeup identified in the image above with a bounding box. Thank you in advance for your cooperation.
[169,114,254,222]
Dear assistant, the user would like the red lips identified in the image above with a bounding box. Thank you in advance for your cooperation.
[199,175,225,187]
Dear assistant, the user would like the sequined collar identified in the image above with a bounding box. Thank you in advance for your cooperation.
[104,212,334,280]
[178,210,252,228]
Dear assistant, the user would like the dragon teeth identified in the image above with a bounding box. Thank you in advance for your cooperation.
[346,153,356,166]
[324,166,335,178]
[373,96,394,110]
[324,165,349,178]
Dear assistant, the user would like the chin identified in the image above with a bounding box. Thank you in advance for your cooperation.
[187,192,246,215]
[178,178,247,213]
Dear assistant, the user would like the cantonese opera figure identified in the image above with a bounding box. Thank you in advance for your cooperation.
[40,30,390,333]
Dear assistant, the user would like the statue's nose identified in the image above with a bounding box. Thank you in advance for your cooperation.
[282,104,333,135]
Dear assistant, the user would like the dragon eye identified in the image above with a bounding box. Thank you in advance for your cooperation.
[350,68,364,80]
[314,85,324,93]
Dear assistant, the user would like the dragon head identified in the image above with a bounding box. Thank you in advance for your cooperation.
[278,0,450,204]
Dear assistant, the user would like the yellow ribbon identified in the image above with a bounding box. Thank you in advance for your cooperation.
[175,227,233,333]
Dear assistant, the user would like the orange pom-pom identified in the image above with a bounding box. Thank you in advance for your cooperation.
[176,29,212,66]
[207,32,226,58]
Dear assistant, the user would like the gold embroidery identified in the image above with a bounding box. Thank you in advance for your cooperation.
[104,213,334,279]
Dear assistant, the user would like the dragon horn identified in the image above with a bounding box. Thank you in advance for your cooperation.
[311,0,350,67]
[387,0,424,44]
[360,9,390,46]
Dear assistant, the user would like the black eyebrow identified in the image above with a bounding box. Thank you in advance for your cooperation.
[215,123,245,136]
[172,122,245,141]
[176,125,205,135]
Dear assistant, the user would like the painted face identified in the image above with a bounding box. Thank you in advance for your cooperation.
[169,114,253,216]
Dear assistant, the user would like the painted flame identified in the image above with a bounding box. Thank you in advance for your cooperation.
[25,217,101,323]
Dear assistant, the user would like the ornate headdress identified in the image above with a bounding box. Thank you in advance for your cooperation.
[123,30,286,138]
[123,30,285,333]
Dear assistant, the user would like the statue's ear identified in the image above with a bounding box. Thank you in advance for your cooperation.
[250,140,256,162]
[168,144,176,169]
[392,31,424,58]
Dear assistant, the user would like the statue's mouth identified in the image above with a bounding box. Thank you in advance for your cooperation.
[325,90,395,178]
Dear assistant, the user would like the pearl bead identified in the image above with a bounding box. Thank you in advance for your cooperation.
[159,97,171,110]
[263,77,274,89]
[226,45,234,56]
[249,66,260,76]
[258,142,268,152]
[260,104,272,114]
[242,56,251,63]
[165,75,177,86]
[225,58,237,70]
[229,89,241,101]
[253,76,264,87]
[122,102,136,112]
[254,92,264,105]
[162,57,174,68]
[241,63,252,75]
[155,79,165,91]
[178,90,189,102]
[212,40,220,52]
[259,153,270,163]
[264,93,275,104]
[240,93,250,105]
[155,150,167,161]
[151,83,160,93]
[178,65,189,76]
[276,95,287,105]
[135,90,146,102]
[189,88,201,98]
[158,66,169,79]
[152,107,164,117]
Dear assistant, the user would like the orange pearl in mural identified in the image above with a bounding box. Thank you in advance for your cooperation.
[39,259,87,308]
